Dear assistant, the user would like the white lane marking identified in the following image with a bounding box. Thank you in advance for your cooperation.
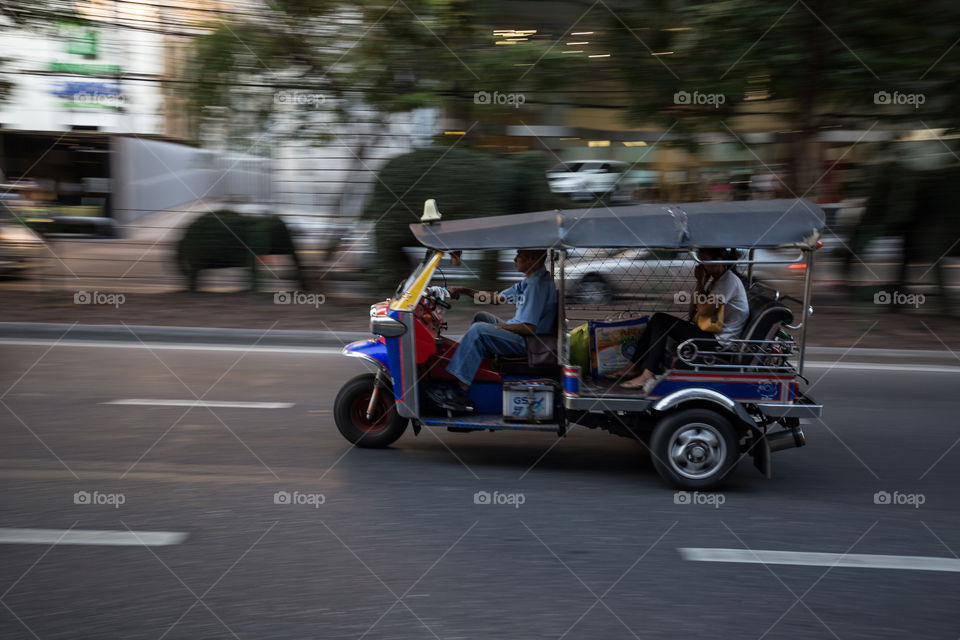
[0,339,344,355]
[3,340,958,373]
[804,361,960,374]
[679,548,960,572]
[105,399,294,409]
[0,528,187,546]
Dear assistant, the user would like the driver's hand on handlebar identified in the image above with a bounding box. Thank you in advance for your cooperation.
[446,286,470,300]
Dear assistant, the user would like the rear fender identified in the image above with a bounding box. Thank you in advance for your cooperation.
[652,387,755,427]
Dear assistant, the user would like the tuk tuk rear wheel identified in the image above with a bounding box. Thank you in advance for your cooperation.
[650,408,739,490]
[334,373,408,448]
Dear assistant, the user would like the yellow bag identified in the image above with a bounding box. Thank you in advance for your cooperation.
[697,306,724,333]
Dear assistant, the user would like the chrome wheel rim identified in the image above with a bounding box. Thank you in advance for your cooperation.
[667,423,727,480]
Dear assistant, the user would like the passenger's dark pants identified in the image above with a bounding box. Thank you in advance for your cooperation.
[630,312,718,374]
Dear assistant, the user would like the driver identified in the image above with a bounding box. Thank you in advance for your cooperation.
[429,249,557,411]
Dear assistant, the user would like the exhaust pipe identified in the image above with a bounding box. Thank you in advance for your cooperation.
[767,426,805,452]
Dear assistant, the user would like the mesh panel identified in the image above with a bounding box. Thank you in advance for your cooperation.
[562,248,699,325]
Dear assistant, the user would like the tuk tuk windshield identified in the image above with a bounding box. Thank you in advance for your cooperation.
[390,251,443,311]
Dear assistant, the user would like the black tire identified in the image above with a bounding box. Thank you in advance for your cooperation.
[333,373,408,448]
[575,274,613,305]
[649,408,740,490]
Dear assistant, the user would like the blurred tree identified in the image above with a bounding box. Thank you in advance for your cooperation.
[603,0,960,194]
[176,210,305,292]
[362,147,560,290]
[844,163,960,313]
[184,0,584,147]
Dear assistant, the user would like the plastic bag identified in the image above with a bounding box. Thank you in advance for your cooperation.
[568,323,590,371]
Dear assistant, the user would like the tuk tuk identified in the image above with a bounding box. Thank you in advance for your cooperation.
[335,199,824,489]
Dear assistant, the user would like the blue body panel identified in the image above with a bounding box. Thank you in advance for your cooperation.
[344,338,388,368]
[344,336,405,401]
[467,383,502,415]
[383,336,404,400]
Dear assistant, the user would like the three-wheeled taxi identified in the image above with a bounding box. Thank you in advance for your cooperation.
[335,199,825,489]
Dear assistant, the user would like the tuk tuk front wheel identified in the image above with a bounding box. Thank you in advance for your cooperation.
[334,373,408,448]
[650,408,739,490]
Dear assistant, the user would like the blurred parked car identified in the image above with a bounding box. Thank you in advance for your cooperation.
[329,221,811,300]
[565,248,809,305]
[547,160,629,199]
[0,199,46,275]
[403,247,523,289]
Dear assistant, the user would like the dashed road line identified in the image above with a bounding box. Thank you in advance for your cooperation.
[0,528,187,546]
[679,548,960,572]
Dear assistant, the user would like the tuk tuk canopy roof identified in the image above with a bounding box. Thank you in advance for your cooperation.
[410,199,824,251]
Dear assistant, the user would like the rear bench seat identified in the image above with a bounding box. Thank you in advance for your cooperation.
[669,288,794,370]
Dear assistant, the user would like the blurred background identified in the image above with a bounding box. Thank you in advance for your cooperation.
[1,0,959,316]
[5,6,960,639]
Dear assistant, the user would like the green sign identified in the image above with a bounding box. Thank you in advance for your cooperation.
[49,62,121,75]
[58,24,99,57]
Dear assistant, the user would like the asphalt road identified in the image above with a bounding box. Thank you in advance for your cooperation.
[2,341,960,639]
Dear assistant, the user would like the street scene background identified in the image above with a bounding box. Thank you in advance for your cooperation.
[2,1,960,638]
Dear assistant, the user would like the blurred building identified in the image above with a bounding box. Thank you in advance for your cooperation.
[0,2,270,226]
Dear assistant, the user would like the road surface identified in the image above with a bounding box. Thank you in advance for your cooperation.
[1,340,959,639]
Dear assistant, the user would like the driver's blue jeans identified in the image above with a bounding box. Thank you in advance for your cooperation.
[447,312,526,386]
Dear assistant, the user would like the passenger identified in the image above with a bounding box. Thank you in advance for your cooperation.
[430,249,557,411]
[618,247,748,393]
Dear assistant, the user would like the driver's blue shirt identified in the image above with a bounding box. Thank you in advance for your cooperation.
[500,267,557,334]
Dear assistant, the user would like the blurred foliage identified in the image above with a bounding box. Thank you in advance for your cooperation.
[847,163,960,309]
[851,163,960,259]
[362,147,560,289]
[176,210,304,292]
[183,0,590,145]
[601,0,960,191]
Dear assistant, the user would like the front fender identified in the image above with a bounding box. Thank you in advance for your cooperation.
[342,339,391,380]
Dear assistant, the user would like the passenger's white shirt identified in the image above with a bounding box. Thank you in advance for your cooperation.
[708,269,749,345]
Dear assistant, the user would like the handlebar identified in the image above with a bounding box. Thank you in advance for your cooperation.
[424,292,451,309]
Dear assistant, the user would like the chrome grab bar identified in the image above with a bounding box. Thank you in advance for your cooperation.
[785,306,813,330]
[676,338,797,372]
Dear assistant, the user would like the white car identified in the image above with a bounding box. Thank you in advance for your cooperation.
[547,160,629,199]
[565,248,809,305]
[0,209,46,274]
